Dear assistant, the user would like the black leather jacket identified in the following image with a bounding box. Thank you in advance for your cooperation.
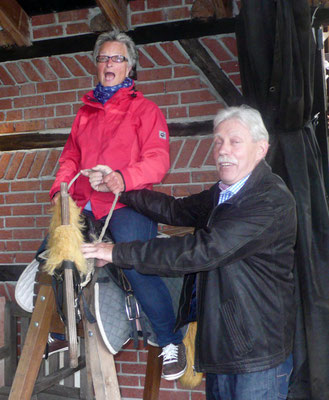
[113,160,297,374]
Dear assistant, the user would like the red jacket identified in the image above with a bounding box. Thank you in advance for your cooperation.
[49,85,170,220]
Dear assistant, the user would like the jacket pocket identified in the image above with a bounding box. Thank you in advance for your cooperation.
[220,299,253,356]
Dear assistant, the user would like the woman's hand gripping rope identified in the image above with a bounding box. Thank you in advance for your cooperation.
[81,164,124,195]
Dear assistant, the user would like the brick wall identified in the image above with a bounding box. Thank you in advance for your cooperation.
[0,2,241,398]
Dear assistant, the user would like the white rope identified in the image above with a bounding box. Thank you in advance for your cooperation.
[67,170,120,242]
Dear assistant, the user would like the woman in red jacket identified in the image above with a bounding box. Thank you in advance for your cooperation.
[49,30,186,381]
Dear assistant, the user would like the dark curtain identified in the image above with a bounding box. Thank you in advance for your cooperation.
[236,1,329,399]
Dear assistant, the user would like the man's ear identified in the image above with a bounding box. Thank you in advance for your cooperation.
[257,140,269,160]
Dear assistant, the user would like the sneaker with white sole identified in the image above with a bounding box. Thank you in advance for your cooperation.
[160,342,187,380]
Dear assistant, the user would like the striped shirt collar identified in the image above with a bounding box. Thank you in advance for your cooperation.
[218,174,250,205]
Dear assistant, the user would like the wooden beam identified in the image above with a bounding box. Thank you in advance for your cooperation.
[0,120,215,151]
[0,0,31,47]
[0,17,236,62]
[95,0,128,31]
[179,38,243,106]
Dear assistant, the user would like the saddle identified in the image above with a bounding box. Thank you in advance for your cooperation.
[15,212,186,354]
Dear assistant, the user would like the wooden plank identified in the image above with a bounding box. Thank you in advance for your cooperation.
[0,18,236,62]
[143,345,162,400]
[179,38,243,106]
[0,0,31,47]
[96,0,128,30]
[8,284,56,400]
[4,302,17,387]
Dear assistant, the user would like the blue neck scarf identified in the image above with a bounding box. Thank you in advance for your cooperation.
[93,77,133,105]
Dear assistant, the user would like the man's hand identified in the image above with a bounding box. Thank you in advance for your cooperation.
[81,242,115,267]
[81,165,112,192]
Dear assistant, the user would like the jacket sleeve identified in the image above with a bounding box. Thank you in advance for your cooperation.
[49,115,81,199]
[118,100,170,191]
[112,191,297,277]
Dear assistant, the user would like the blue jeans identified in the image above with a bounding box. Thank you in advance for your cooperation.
[97,206,183,348]
[206,354,293,400]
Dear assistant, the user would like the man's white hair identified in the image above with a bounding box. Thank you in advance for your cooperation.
[213,105,269,142]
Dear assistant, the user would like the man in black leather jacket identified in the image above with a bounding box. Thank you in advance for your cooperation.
[82,105,297,400]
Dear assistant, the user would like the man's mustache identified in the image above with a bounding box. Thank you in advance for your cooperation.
[217,156,238,164]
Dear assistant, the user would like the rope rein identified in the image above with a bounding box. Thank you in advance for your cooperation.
[68,170,120,243]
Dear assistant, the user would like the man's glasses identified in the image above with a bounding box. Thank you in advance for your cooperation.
[96,55,128,63]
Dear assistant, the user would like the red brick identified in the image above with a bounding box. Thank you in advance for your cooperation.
[48,57,71,79]
[191,391,206,399]
[166,78,205,92]
[0,182,9,192]
[5,152,24,180]
[21,241,41,251]
[58,9,89,22]
[21,83,36,96]
[41,179,57,191]
[35,192,50,203]
[175,139,198,169]
[66,22,91,35]
[221,36,238,57]
[13,228,43,240]
[190,138,213,168]
[120,388,144,399]
[167,7,190,20]
[6,110,23,121]
[162,172,190,184]
[12,204,42,216]
[205,150,216,166]
[220,60,239,74]
[173,184,203,197]
[75,55,96,75]
[15,120,45,132]
[45,92,76,105]
[61,56,86,77]
[202,38,231,61]
[5,64,27,84]
[135,82,164,95]
[46,116,75,130]
[42,150,62,177]
[29,151,48,178]
[14,95,44,109]
[115,350,138,362]
[5,241,21,251]
[32,59,57,80]
[0,65,14,85]
[181,90,216,104]
[0,85,19,98]
[24,107,54,120]
[59,77,93,91]
[129,0,145,11]
[154,185,172,195]
[168,106,188,119]
[33,26,64,40]
[36,81,58,93]
[36,216,51,227]
[131,10,165,26]
[16,253,38,263]
[147,93,179,107]
[149,0,183,6]
[229,73,241,87]
[32,14,56,26]
[169,139,183,166]
[174,66,198,78]
[191,170,217,183]
[0,253,14,263]
[15,153,35,179]
[19,61,43,82]
[137,68,173,82]
[189,103,223,117]
[0,112,4,121]
[5,192,35,204]
[117,374,139,387]
[160,42,190,64]
[11,181,40,191]
[0,122,14,133]
[56,104,72,116]
[138,51,155,68]
[144,45,171,66]
[6,217,35,228]
[0,99,12,109]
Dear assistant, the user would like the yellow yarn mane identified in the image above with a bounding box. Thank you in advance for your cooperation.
[44,196,87,275]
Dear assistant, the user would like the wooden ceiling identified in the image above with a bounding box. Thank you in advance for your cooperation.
[0,0,128,48]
